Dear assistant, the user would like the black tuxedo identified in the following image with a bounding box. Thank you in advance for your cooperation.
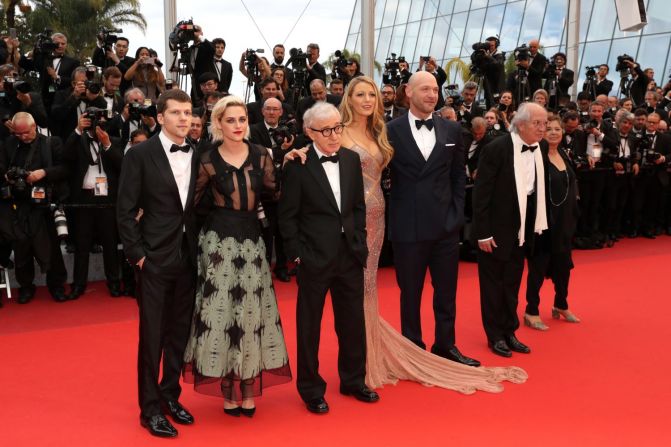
[63,131,123,289]
[528,53,548,94]
[92,48,135,94]
[384,105,407,122]
[629,65,649,106]
[386,114,466,352]
[191,40,233,96]
[247,100,294,126]
[117,134,198,418]
[19,53,80,102]
[583,77,614,99]
[472,134,547,342]
[295,94,342,132]
[279,145,368,401]
[50,89,108,140]
[305,61,326,89]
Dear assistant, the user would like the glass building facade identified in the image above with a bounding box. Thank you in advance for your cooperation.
[345,0,671,95]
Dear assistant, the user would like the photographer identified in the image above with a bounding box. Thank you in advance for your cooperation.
[19,32,79,109]
[304,43,326,89]
[92,34,134,93]
[644,91,669,123]
[249,97,295,282]
[497,90,516,124]
[0,112,69,303]
[583,64,613,100]
[543,52,574,110]
[527,39,548,94]
[621,58,649,106]
[631,112,670,238]
[603,112,640,245]
[100,66,124,114]
[270,44,294,88]
[62,111,124,299]
[507,46,532,105]
[453,81,484,124]
[328,78,344,97]
[0,64,49,140]
[381,84,407,121]
[105,88,159,145]
[417,56,446,109]
[124,47,165,103]
[271,67,293,104]
[478,36,506,108]
[193,36,232,96]
[484,108,508,136]
[295,79,341,131]
[193,72,219,107]
[239,49,271,102]
[50,66,108,140]
[246,78,293,125]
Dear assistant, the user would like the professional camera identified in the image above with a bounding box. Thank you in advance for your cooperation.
[84,106,112,130]
[382,53,405,87]
[615,54,634,73]
[469,42,490,74]
[33,29,58,56]
[288,47,308,72]
[98,27,123,53]
[584,119,600,131]
[3,76,32,94]
[128,102,157,121]
[637,135,660,165]
[269,117,298,148]
[169,19,196,51]
[545,59,559,78]
[585,66,599,78]
[84,65,101,95]
[53,205,69,239]
[514,45,530,62]
[5,167,29,193]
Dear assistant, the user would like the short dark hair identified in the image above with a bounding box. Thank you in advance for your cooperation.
[130,128,149,142]
[273,44,284,51]
[197,72,218,85]
[103,66,122,79]
[562,110,580,122]
[116,37,129,46]
[381,83,395,91]
[577,91,591,102]
[156,89,192,114]
[599,64,609,71]
[204,91,226,103]
[212,38,226,47]
[330,79,344,87]
[552,52,567,61]
[589,101,604,111]
[259,77,279,90]
[634,108,648,117]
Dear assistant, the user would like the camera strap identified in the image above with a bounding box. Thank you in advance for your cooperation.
[86,135,103,172]
[10,138,38,170]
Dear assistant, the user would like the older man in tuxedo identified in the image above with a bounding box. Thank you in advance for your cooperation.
[386,71,478,367]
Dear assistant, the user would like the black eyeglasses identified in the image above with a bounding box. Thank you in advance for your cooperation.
[309,123,344,137]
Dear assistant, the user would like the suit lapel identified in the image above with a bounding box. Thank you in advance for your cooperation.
[398,117,426,166]
[148,136,183,210]
[185,147,199,210]
[339,149,351,214]
[421,118,445,171]
[306,146,340,214]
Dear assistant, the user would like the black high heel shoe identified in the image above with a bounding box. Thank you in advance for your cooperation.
[224,406,241,417]
[240,407,256,417]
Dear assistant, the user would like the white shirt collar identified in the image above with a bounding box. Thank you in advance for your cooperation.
[158,130,188,153]
[313,143,337,159]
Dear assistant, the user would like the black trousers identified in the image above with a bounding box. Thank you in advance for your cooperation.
[525,247,572,316]
[72,194,120,287]
[478,246,525,343]
[605,173,632,235]
[261,201,287,273]
[392,233,460,352]
[577,169,606,238]
[137,237,196,418]
[632,171,664,232]
[295,237,366,402]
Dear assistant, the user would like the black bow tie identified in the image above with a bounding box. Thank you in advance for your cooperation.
[170,143,191,153]
[104,93,115,98]
[214,58,222,63]
[415,119,434,131]
[522,144,538,153]
[320,153,340,163]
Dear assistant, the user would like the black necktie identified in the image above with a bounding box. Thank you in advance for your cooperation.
[320,153,339,163]
[170,144,191,153]
[415,119,434,131]
[522,144,538,153]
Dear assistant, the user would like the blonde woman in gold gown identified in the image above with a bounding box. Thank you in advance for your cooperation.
[338,76,527,393]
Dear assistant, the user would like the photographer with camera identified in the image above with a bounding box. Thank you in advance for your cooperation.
[304,43,326,89]
[62,109,124,299]
[100,66,124,114]
[382,53,407,89]
[124,47,166,103]
[105,88,159,146]
[507,45,532,105]
[246,78,294,125]
[270,44,294,88]
[0,112,69,303]
[92,32,134,93]
[249,97,295,282]
[50,66,108,140]
[484,108,509,136]
[543,52,574,110]
[329,78,344,97]
[452,81,484,125]
[417,56,446,109]
[527,39,548,94]
[0,64,49,140]
[643,91,669,123]
[583,64,613,100]
[239,48,271,102]
[631,112,670,238]
[617,56,649,106]
[473,37,505,109]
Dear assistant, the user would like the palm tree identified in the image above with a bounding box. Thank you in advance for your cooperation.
[2,0,30,28]
[25,0,147,60]
[444,57,471,87]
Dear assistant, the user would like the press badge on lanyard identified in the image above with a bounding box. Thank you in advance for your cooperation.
[95,177,108,196]
[31,186,46,202]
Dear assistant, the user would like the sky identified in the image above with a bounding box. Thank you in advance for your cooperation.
[122,0,357,97]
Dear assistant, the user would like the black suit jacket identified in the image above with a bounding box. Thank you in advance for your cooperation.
[249,122,273,148]
[472,135,548,260]
[295,94,342,131]
[629,65,649,106]
[191,40,233,96]
[20,54,79,101]
[528,53,548,93]
[247,100,294,126]
[50,90,108,140]
[544,68,574,97]
[386,115,466,242]
[462,130,493,178]
[117,134,199,267]
[279,145,367,270]
[305,61,327,89]
[62,131,124,202]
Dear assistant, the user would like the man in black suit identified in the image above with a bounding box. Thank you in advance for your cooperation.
[527,39,548,94]
[417,56,447,109]
[92,36,135,94]
[295,79,341,131]
[472,102,549,357]
[381,84,407,122]
[0,65,49,141]
[193,37,232,95]
[481,36,506,108]
[386,71,478,366]
[63,113,123,299]
[117,89,198,438]
[583,64,614,100]
[544,52,574,110]
[279,102,378,414]
[100,66,125,115]
[247,78,293,125]
[457,81,485,123]
[624,59,650,106]
[105,88,160,145]
[19,32,79,110]
[304,43,326,89]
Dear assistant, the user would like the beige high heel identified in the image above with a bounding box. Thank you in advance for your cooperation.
[552,307,581,323]
[524,313,549,331]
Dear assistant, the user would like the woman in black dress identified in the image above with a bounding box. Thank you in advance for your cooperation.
[183,96,292,417]
[525,114,581,330]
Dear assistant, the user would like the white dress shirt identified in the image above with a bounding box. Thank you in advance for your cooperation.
[511,132,536,195]
[82,139,108,190]
[408,110,436,161]
[314,143,341,212]
[158,131,193,210]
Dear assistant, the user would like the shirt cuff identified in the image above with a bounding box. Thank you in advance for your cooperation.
[478,237,493,243]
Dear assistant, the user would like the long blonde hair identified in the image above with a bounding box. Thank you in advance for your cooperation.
[339,76,394,166]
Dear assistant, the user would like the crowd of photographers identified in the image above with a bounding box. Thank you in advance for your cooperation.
[0,25,670,306]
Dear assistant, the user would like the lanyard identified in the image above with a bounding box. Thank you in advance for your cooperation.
[619,136,629,158]
[88,139,102,173]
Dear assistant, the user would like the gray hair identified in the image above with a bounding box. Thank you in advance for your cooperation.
[51,32,67,42]
[309,78,325,90]
[471,116,486,130]
[303,101,340,130]
[124,88,145,103]
[510,102,545,132]
[616,111,635,126]
[463,81,478,91]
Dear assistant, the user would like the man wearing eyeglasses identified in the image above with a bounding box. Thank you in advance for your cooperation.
[279,101,377,414]
[472,102,549,357]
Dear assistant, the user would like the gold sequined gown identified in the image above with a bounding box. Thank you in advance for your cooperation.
[350,145,528,393]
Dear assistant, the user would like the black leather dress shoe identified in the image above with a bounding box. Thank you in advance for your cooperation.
[505,334,531,354]
[306,397,329,414]
[340,386,380,403]
[49,287,68,302]
[108,281,122,298]
[488,340,512,358]
[140,414,177,438]
[642,230,656,239]
[68,284,86,300]
[163,400,194,425]
[17,286,36,304]
[433,346,481,367]
[274,270,291,282]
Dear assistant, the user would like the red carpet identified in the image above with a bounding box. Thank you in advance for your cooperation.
[1,238,670,446]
